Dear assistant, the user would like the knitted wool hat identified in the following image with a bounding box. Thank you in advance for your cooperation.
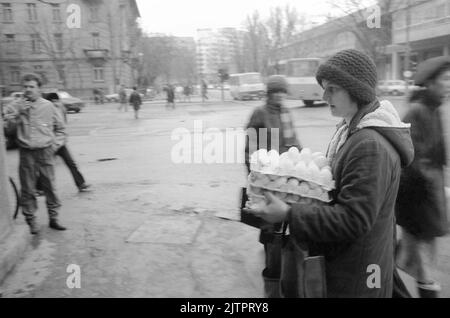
[414,56,450,86]
[316,49,378,105]
[266,75,288,94]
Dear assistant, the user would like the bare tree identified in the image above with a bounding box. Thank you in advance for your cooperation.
[142,35,197,86]
[242,11,269,73]
[325,0,395,65]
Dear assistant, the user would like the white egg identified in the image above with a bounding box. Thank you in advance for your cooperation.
[288,147,300,156]
[310,187,323,198]
[279,158,295,175]
[319,168,333,185]
[268,149,279,160]
[275,192,287,200]
[273,176,288,188]
[298,182,310,196]
[279,152,290,162]
[298,152,312,165]
[287,147,301,162]
[294,161,307,179]
[308,162,321,182]
[287,178,300,187]
[313,155,329,170]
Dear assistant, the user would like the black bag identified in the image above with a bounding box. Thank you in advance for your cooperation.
[280,238,327,298]
[240,187,267,228]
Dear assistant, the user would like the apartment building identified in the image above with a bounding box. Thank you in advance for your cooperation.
[0,0,141,98]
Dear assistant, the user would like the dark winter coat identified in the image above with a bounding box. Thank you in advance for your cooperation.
[396,89,449,239]
[245,101,302,243]
[288,100,414,298]
[129,91,142,110]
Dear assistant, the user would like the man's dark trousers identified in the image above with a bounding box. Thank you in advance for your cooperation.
[19,147,61,222]
[56,145,85,188]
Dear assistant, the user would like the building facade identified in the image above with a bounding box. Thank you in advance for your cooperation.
[196,27,245,84]
[0,0,141,98]
[273,0,450,81]
[387,0,450,80]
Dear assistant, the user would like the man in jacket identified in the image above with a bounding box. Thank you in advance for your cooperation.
[4,73,67,234]
[245,75,302,297]
[396,56,450,298]
[129,86,142,119]
[245,49,414,297]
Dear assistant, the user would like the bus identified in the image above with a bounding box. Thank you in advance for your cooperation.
[229,72,265,100]
[284,58,323,107]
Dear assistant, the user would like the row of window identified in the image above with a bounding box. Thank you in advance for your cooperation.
[3,32,101,54]
[1,2,100,23]
[8,66,105,84]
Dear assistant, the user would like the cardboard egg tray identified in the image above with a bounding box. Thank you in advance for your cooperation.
[247,183,332,204]
[250,166,335,191]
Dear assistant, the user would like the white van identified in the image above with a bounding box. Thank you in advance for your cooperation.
[229,72,265,100]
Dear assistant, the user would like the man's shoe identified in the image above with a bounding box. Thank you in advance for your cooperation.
[49,219,67,231]
[28,222,40,235]
[78,183,92,192]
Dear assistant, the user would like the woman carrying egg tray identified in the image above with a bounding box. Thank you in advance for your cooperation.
[245,49,415,298]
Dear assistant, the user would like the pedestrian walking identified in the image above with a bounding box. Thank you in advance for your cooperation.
[244,75,302,298]
[395,56,450,298]
[201,80,208,102]
[183,84,191,102]
[4,73,67,234]
[118,84,128,112]
[165,84,175,109]
[129,86,142,119]
[245,49,414,297]
[35,93,92,193]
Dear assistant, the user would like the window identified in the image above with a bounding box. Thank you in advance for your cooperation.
[90,6,100,21]
[51,4,61,22]
[54,33,63,51]
[10,66,20,84]
[27,3,38,21]
[56,65,65,82]
[31,34,40,53]
[2,3,12,22]
[92,32,100,49]
[93,67,104,81]
[5,34,15,54]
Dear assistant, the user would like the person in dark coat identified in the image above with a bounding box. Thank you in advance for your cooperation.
[36,93,91,193]
[245,49,414,297]
[395,56,450,298]
[129,86,142,119]
[245,75,302,297]
[164,84,175,109]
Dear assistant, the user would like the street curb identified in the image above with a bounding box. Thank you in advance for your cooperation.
[0,224,30,286]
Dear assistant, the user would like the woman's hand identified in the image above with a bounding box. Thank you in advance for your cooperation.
[244,192,291,224]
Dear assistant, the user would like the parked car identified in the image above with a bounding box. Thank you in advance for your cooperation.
[104,89,144,102]
[377,80,419,96]
[104,93,120,102]
[1,92,24,107]
[55,91,86,113]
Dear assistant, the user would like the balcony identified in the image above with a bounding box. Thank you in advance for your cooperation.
[84,49,108,66]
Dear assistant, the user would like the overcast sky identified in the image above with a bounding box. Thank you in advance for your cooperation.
[135,0,356,38]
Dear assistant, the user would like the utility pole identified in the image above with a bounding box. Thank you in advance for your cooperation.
[404,0,412,96]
